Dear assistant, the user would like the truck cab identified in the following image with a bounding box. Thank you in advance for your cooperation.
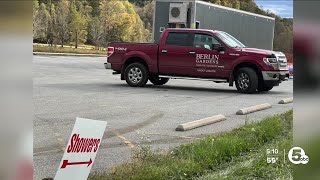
[107,28,289,93]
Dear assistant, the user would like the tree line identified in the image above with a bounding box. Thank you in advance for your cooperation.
[33,0,292,53]
[33,0,150,49]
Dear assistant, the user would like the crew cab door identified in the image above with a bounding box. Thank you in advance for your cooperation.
[191,33,232,78]
[158,32,194,76]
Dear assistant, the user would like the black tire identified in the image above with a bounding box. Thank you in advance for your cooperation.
[149,75,169,85]
[258,83,274,92]
[124,63,149,87]
[235,67,258,94]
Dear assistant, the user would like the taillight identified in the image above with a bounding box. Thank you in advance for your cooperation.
[107,47,114,57]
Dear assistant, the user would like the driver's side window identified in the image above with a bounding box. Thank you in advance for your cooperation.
[194,34,220,50]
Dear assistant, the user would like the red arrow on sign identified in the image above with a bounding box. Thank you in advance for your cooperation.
[60,158,92,169]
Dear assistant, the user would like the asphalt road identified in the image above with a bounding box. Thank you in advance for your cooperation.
[33,55,293,179]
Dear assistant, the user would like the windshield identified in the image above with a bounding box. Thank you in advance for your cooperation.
[215,31,246,48]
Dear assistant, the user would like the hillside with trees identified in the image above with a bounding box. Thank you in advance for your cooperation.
[33,0,150,50]
[33,0,292,54]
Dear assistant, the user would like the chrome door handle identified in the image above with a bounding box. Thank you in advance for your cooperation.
[161,50,167,53]
[189,51,196,54]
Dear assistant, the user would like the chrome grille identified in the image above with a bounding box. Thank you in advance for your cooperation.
[278,56,288,70]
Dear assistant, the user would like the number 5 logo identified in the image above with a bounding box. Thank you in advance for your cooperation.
[288,147,309,164]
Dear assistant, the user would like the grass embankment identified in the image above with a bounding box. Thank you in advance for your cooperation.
[33,44,106,55]
[90,110,293,180]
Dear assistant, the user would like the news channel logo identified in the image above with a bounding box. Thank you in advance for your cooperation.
[288,147,309,165]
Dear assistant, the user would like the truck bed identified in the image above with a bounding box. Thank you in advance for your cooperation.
[107,42,159,73]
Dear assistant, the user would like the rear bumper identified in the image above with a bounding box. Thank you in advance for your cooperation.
[262,71,289,81]
[105,63,122,71]
[104,63,111,69]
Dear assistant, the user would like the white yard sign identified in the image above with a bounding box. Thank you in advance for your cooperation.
[54,118,107,180]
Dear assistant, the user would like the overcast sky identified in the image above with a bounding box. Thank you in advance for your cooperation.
[256,0,293,18]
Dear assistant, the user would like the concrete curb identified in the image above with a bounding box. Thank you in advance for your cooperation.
[236,103,272,115]
[279,97,293,104]
[176,114,226,131]
[33,52,107,57]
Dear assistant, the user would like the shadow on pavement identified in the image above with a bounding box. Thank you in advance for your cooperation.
[39,82,289,95]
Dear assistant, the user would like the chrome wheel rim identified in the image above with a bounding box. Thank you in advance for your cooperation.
[128,67,142,84]
[238,73,249,90]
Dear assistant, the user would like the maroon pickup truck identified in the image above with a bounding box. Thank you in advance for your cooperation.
[106,28,289,93]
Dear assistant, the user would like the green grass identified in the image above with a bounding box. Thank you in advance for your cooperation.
[90,110,293,180]
[196,133,292,179]
[33,45,106,55]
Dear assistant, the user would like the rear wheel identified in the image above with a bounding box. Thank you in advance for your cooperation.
[235,67,258,94]
[124,63,149,87]
[149,75,169,85]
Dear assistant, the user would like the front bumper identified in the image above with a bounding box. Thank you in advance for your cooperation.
[262,71,290,81]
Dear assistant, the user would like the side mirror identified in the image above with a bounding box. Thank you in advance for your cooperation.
[212,44,224,51]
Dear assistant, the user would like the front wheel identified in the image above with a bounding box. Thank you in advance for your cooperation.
[235,67,258,94]
[149,75,169,85]
[124,63,149,87]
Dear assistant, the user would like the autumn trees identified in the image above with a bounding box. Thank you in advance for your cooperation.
[33,1,51,43]
[54,0,69,47]
[33,0,149,49]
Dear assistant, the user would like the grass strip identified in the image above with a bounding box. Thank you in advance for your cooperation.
[90,110,292,180]
[196,132,292,179]
[33,45,106,55]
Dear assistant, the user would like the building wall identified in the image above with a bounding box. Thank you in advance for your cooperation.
[195,2,275,50]
[153,0,196,43]
[153,1,171,43]
[153,0,275,50]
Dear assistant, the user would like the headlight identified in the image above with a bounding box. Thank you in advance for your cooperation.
[263,55,279,70]
[263,57,278,64]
